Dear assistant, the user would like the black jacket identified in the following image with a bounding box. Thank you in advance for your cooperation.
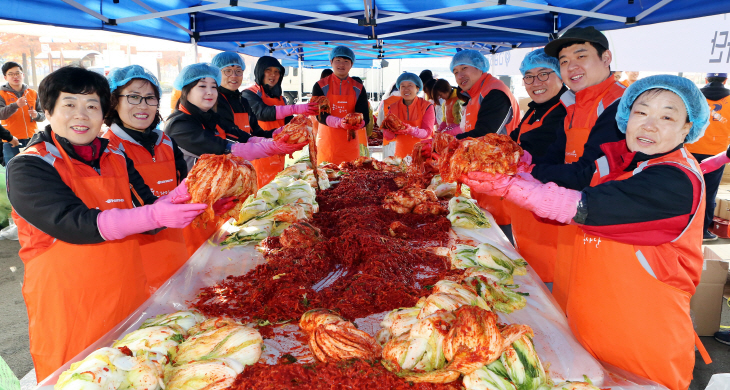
[509,86,568,158]
[531,100,626,190]
[7,127,156,244]
[701,82,730,101]
[455,89,512,140]
[165,100,251,159]
[241,56,289,126]
[216,86,273,138]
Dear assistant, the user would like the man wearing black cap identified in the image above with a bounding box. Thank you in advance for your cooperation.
[525,26,626,311]
[686,72,730,241]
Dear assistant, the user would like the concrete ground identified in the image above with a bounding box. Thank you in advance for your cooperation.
[1,238,729,388]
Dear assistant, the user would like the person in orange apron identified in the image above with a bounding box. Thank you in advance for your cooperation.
[432,79,463,135]
[240,55,318,187]
[684,72,730,241]
[165,63,306,255]
[506,49,568,286]
[311,46,370,165]
[376,83,401,158]
[1,61,41,164]
[463,75,712,389]
[523,26,626,310]
[102,65,189,293]
[449,49,521,230]
[381,72,435,158]
[6,66,208,380]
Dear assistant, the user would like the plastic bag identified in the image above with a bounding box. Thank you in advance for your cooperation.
[706,374,730,390]
[0,355,20,390]
[0,219,18,241]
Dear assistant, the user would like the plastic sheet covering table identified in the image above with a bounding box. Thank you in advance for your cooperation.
[36,211,668,390]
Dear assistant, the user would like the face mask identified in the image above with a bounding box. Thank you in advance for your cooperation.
[439,98,446,105]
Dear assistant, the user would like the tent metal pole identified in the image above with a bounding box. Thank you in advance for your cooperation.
[115,0,252,24]
[129,0,192,34]
[636,0,674,21]
[559,0,613,35]
[59,0,110,23]
[500,0,626,23]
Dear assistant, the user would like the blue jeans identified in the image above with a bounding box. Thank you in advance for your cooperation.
[3,138,29,166]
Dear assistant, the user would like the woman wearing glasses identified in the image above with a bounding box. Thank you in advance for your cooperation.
[506,49,568,286]
[103,65,189,291]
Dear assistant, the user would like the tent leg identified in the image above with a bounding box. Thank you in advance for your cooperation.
[298,57,303,103]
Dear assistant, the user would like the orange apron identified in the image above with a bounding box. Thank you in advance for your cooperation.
[16,135,149,380]
[507,104,561,282]
[389,97,433,158]
[242,86,287,188]
[567,150,710,390]
[380,95,401,147]
[103,127,188,292]
[315,75,367,165]
[551,87,614,310]
[177,104,228,256]
[463,73,521,226]
[0,88,38,140]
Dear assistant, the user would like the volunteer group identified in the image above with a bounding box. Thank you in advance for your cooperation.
[1,24,727,390]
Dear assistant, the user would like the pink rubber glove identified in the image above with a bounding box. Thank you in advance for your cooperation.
[700,152,730,174]
[404,125,430,139]
[325,115,344,129]
[231,139,306,160]
[462,173,581,224]
[98,197,207,240]
[438,121,448,132]
[461,172,515,198]
[383,129,396,141]
[444,125,463,136]
[213,196,238,216]
[247,136,268,144]
[272,127,284,137]
[275,103,318,119]
[156,179,189,204]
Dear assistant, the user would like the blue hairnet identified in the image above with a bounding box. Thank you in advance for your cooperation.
[173,63,222,90]
[107,65,161,96]
[450,50,489,73]
[616,75,710,144]
[519,49,561,79]
[396,72,423,92]
[329,46,356,64]
[211,51,245,71]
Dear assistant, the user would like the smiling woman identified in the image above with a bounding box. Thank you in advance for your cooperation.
[103,64,190,291]
[5,66,207,381]
[461,75,712,389]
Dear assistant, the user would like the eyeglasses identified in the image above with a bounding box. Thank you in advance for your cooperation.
[6,72,23,77]
[523,71,554,85]
[222,68,244,76]
[119,94,159,106]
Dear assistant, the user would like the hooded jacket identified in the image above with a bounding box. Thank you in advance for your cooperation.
[701,82,730,101]
[241,56,290,125]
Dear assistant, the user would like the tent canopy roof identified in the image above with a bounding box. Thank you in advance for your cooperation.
[2,1,729,63]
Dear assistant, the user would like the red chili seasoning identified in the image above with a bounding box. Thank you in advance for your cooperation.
[230,360,463,390]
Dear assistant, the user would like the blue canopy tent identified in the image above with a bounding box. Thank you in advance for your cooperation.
[2,0,729,65]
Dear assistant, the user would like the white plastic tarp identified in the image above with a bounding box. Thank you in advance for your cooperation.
[36,212,667,390]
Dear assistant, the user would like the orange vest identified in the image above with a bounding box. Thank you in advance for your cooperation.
[176,104,229,256]
[243,84,286,187]
[567,148,710,390]
[507,103,562,282]
[380,95,401,147]
[552,77,625,310]
[388,97,433,158]
[685,96,730,155]
[462,73,521,134]
[13,135,149,380]
[0,88,38,139]
[170,89,181,111]
[314,74,367,165]
[442,92,460,126]
[463,73,521,225]
[103,124,188,292]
